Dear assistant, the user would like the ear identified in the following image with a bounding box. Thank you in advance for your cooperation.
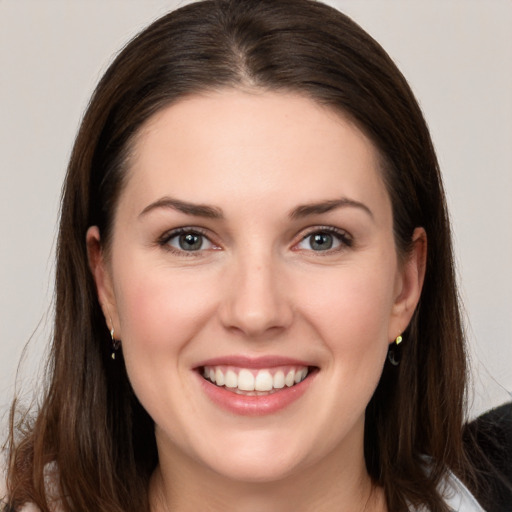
[388,227,427,342]
[86,226,121,338]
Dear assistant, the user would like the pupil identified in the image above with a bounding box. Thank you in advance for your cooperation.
[179,233,202,251]
[311,233,332,250]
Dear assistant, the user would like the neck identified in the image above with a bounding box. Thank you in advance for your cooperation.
[149,438,387,512]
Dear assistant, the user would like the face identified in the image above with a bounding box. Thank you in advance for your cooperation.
[88,90,424,486]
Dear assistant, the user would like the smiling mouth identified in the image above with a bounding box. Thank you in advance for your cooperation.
[200,365,314,396]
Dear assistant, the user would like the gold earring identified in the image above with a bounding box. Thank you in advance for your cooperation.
[108,315,121,360]
[388,334,403,366]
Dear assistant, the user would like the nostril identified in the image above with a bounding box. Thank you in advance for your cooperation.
[217,263,293,336]
[218,299,294,337]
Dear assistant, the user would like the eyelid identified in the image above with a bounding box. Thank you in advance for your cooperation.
[292,225,353,252]
[156,225,352,256]
[158,226,220,255]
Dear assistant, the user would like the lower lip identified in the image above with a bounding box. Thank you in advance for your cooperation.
[196,370,316,416]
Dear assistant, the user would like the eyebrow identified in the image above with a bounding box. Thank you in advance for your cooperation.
[139,196,373,221]
[289,198,374,220]
[139,197,224,219]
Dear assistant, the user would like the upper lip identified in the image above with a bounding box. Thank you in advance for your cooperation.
[194,355,314,369]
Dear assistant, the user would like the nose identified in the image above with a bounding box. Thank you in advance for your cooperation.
[218,250,294,338]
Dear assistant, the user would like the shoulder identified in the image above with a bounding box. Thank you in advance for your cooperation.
[440,470,486,512]
[16,506,41,512]
[464,401,512,510]
[1,462,62,512]
[2,476,41,511]
[409,464,486,512]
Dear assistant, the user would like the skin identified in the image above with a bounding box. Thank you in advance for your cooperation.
[87,89,426,511]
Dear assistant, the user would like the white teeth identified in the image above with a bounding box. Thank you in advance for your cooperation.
[215,368,225,386]
[255,370,273,391]
[273,370,285,389]
[225,369,238,388]
[285,370,295,387]
[202,365,310,392]
[294,368,308,384]
[238,369,255,391]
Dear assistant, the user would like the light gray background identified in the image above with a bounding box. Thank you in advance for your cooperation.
[1,0,511,421]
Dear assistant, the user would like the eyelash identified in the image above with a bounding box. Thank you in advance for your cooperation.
[294,226,353,254]
[158,227,217,257]
[157,226,353,256]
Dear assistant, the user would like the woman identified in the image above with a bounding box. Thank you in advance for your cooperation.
[1,0,486,510]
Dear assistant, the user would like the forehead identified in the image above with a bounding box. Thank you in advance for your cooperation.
[122,89,390,219]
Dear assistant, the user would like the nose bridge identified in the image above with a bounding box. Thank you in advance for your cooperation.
[220,243,292,336]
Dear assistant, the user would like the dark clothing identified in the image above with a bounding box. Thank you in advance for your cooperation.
[464,402,512,512]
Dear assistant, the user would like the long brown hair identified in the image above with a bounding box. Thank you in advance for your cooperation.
[3,1,473,510]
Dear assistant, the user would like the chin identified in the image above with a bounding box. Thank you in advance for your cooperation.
[202,426,335,486]
[207,453,305,484]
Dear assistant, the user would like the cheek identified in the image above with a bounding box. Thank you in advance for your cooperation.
[113,261,216,357]
[111,262,218,421]
[300,262,396,357]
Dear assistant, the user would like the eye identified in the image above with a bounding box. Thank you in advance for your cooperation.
[160,229,216,253]
[295,228,352,252]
